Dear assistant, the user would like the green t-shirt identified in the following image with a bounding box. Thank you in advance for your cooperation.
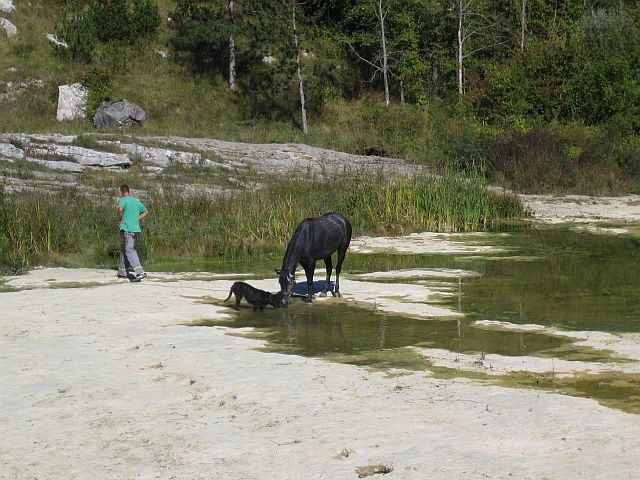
[118,195,147,233]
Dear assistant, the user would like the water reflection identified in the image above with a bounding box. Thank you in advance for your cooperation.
[191,225,640,411]
[198,300,567,359]
[192,226,638,350]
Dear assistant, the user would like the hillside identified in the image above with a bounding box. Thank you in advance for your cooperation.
[1,0,639,196]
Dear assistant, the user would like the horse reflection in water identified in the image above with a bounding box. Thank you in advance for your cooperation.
[275,302,391,355]
[278,305,355,351]
[277,212,352,305]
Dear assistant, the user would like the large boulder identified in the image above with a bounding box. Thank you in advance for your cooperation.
[0,17,17,37]
[93,101,147,129]
[56,83,88,122]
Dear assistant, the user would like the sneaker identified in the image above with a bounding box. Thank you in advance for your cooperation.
[135,272,147,280]
[117,273,129,279]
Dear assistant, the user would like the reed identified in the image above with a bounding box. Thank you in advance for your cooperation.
[0,170,524,273]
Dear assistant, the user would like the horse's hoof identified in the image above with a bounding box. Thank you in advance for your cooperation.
[305,297,313,304]
[319,292,327,297]
[334,291,341,298]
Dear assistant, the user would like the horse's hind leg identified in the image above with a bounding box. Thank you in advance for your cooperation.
[320,256,333,297]
[334,245,348,297]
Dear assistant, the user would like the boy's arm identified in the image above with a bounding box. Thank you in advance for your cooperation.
[117,206,124,228]
[139,210,148,221]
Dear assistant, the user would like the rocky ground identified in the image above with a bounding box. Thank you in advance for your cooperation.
[0,133,421,195]
[2,132,640,225]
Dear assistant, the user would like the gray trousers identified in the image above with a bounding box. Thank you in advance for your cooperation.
[118,231,145,275]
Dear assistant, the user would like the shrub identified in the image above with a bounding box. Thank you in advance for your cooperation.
[562,8,640,128]
[82,67,113,117]
[54,0,161,64]
[55,2,98,63]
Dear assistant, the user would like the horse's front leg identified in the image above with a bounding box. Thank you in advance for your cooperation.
[320,256,333,297]
[302,261,315,303]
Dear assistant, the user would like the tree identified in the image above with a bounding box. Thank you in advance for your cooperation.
[55,0,160,64]
[228,1,237,90]
[171,0,233,76]
[341,0,433,106]
[453,0,510,95]
[235,0,330,131]
[562,7,640,129]
[291,1,309,133]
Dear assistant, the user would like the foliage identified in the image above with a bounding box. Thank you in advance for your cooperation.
[562,8,640,129]
[82,67,113,117]
[170,0,232,74]
[54,0,161,64]
[54,2,98,62]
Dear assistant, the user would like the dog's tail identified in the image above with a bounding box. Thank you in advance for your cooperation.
[224,286,233,302]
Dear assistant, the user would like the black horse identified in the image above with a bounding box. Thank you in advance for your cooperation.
[277,212,352,304]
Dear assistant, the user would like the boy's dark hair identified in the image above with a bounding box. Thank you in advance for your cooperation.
[120,184,130,194]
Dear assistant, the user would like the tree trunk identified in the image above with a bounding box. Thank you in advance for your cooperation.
[292,1,308,134]
[228,1,237,91]
[378,0,390,107]
[520,0,526,52]
[457,0,464,95]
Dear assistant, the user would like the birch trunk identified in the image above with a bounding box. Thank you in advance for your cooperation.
[228,1,237,91]
[378,0,390,107]
[457,0,464,95]
[292,1,308,134]
[520,0,526,52]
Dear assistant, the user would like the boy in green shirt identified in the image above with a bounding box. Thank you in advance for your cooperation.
[116,184,148,281]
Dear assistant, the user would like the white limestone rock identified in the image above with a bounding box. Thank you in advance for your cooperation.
[30,145,131,168]
[101,142,229,171]
[57,83,88,122]
[24,157,85,173]
[0,1,15,13]
[47,33,68,49]
[0,17,17,37]
[0,142,24,161]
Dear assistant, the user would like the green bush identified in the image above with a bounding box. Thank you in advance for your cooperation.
[82,67,113,117]
[55,2,98,63]
[562,8,640,128]
[54,0,161,64]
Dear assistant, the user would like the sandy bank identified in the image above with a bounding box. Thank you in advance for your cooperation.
[2,267,640,479]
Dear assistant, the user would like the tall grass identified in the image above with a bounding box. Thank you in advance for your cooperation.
[0,185,114,273]
[0,170,524,273]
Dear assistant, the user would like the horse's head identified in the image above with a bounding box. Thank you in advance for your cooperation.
[275,268,296,305]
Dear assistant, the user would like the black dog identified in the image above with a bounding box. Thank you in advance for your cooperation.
[224,281,282,311]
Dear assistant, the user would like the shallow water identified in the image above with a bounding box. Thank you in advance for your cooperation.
[196,301,568,360]
[191,225,640,411]
[453,227,640,332]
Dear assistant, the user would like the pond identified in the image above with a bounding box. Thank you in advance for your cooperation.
[190,225,640,412]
